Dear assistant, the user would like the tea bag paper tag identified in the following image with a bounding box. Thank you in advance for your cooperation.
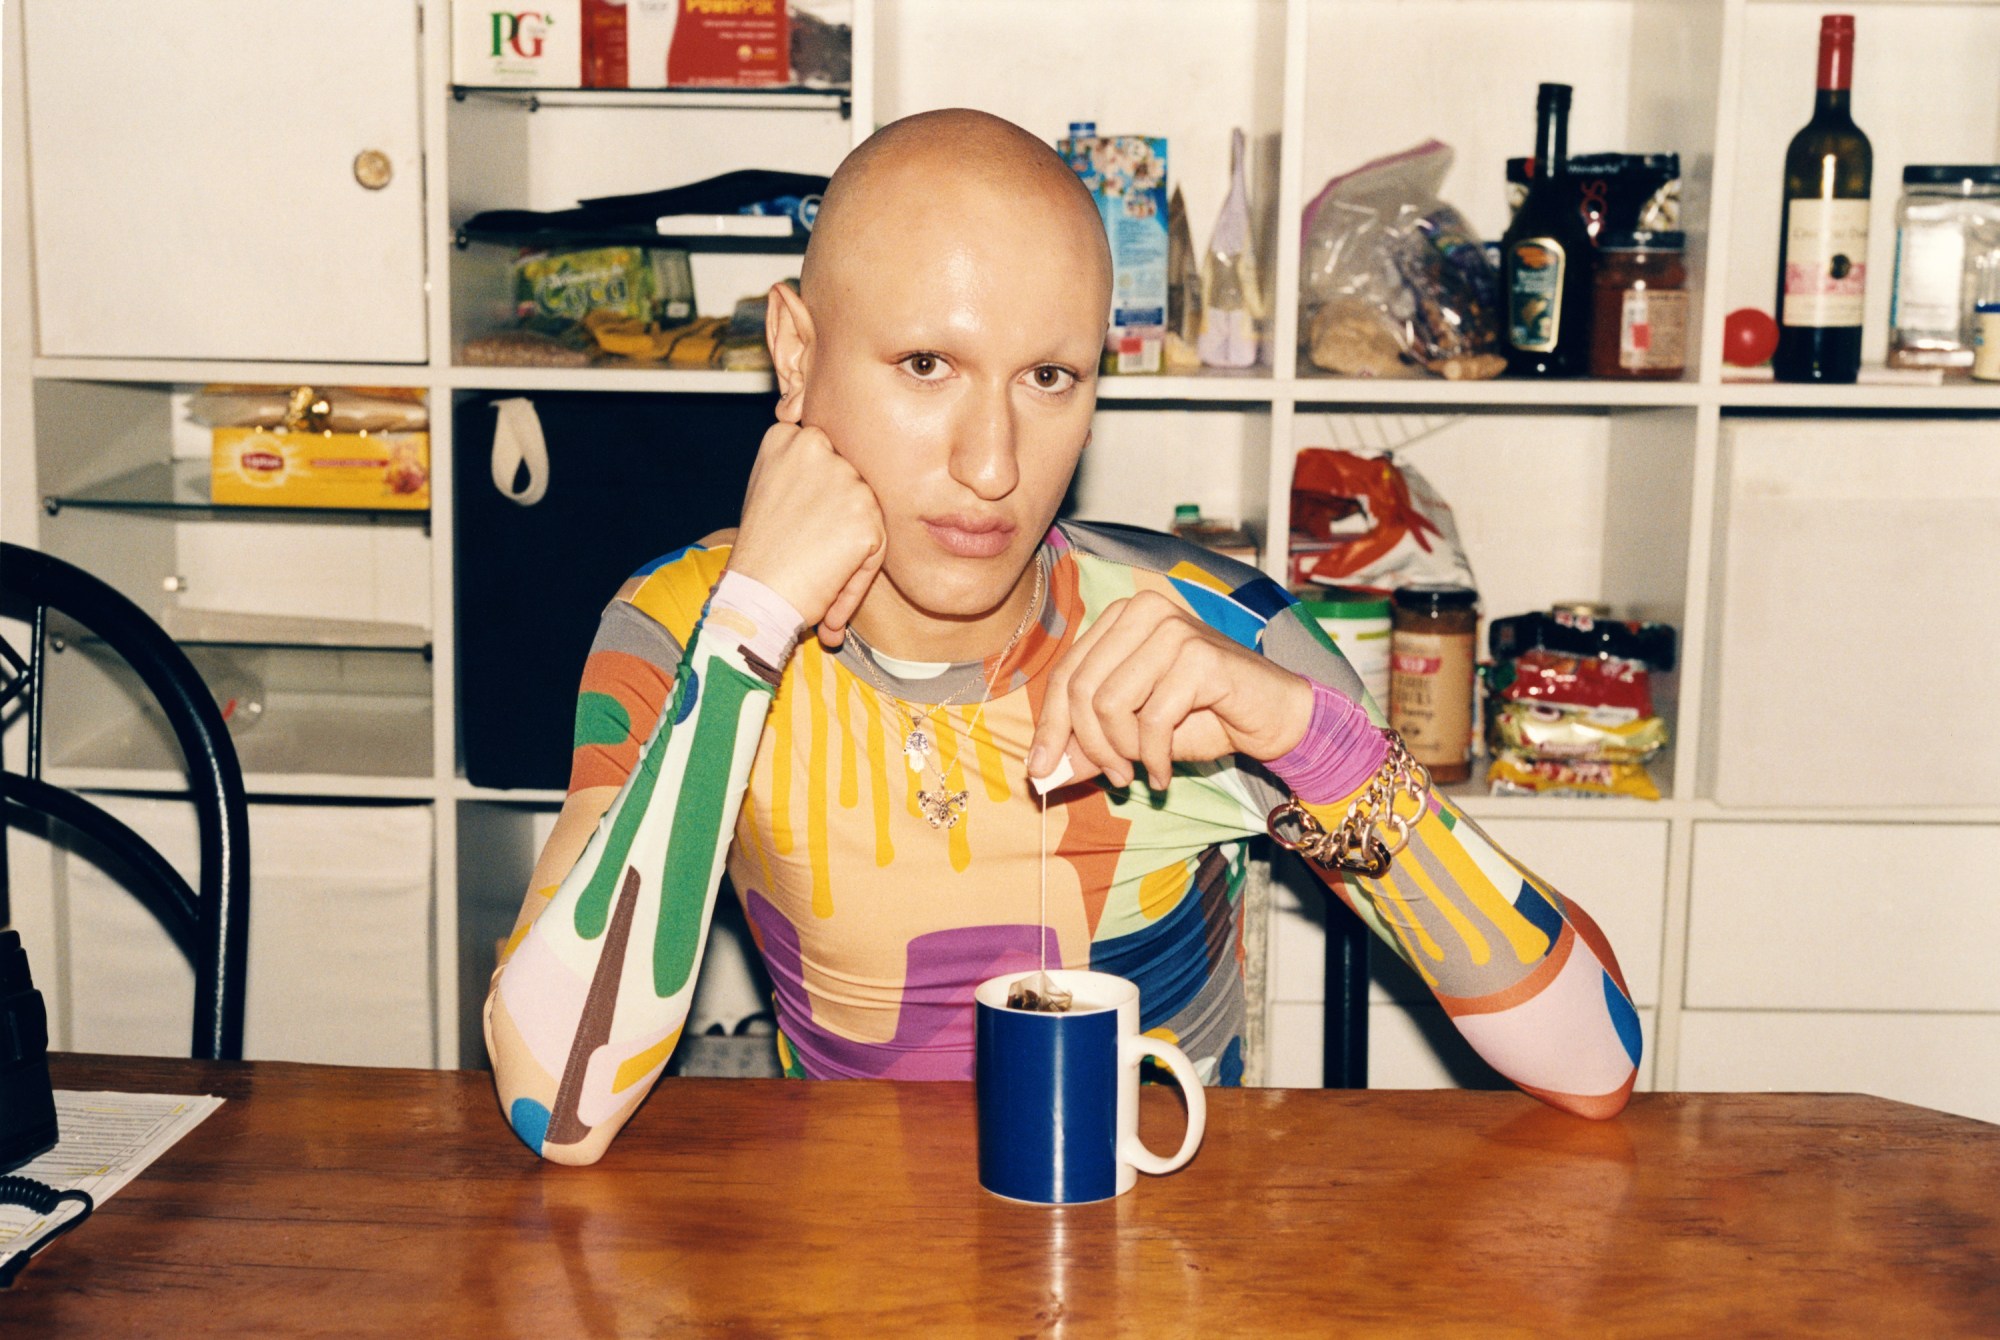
[1028,752,1076,796]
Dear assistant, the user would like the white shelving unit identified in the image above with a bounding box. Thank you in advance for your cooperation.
[6,0,1997,1119]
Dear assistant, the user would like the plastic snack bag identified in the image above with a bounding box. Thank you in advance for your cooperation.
[1199,128,1264,368]
[1288,446,1476,591]
[1299,140,1503,379]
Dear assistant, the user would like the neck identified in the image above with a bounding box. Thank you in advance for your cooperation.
[850,548,1045,665]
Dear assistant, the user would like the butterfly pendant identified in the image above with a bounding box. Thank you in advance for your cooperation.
[918,787,969,829]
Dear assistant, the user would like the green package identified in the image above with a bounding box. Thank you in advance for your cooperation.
[513,248,695,325]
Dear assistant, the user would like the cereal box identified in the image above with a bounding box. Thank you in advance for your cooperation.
[1060,133,1170,374]
[211,429,430,510]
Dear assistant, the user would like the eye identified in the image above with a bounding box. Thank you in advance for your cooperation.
[899,352,950,382]
[1027,364,1080,394]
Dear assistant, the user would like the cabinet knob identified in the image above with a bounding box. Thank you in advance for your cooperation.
[353,150,393,191]
[163,575,188,594]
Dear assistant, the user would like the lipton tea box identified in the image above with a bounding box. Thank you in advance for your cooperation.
[211,429,430,510]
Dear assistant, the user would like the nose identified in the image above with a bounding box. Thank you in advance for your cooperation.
[948,380,1020,501]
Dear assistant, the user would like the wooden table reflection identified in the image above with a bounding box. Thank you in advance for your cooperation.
[15,1055,2000,1334]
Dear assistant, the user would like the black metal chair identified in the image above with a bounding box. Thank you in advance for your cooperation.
[1325,906,1369,1088]
[0,543,250,1061]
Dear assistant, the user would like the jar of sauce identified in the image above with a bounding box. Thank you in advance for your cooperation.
[1588,230,1688,379]
[1390,585,1478,784]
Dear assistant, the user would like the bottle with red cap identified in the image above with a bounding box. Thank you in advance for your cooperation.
[1773,14,1873,383]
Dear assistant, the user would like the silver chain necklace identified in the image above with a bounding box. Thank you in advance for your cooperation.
[847,550,1049,830]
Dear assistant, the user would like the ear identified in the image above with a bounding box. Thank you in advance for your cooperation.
[766,281,815,424]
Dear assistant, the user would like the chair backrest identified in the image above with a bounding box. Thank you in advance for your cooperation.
[0,543,250,1060]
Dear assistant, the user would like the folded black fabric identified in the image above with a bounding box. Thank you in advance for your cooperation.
[462,170,828,252]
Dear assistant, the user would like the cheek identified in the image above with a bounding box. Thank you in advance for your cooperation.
[1017,408,1093,502]
[810,375,956,493]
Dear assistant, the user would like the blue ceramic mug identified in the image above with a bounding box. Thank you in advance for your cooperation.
[974,969,1207,1205]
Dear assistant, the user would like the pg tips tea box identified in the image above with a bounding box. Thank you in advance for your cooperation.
[1061,133,1169,374]
[212,429,430,510]
[454,1,584,87]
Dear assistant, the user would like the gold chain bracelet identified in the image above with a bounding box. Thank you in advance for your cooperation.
[1266,729,1433,879]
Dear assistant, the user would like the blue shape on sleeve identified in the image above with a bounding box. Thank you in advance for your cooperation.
[632,544,697,578]
[1169,578,1262,650]
[1513,879,1566,949]
[1220,1035,1245,1087]
[674,665,700,724]
[1233,576,1294,621]
[509,1097,552,1153]
[1603,972,1644,1068]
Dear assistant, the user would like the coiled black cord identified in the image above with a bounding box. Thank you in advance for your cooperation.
[0,1175,95,1287]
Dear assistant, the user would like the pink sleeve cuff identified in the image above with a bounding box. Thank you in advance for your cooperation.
[1266,679,1389,805]
[705,569,806,672]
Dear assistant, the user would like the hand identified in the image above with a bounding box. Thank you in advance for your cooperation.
[1027,590,1315,791]
[727,422,886,649]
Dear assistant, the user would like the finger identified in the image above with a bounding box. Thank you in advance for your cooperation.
[1094,627,1203,789]
[1060,596,1192,788]
[1136,669,1207,790]
[1057,609,1141,788]
[817,533,884,648]
[1029,599,1125,779]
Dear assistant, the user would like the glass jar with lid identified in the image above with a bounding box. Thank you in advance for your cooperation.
[1587,230,1688,379]
[1888,165,2000,370]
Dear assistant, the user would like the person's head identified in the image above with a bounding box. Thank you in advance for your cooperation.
[766,108,1112,656]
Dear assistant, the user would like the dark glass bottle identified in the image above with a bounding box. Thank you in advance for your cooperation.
[1773,14,1872,383]
[1503,83,1595,377]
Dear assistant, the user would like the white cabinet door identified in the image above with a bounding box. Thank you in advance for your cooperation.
[23,0,427,362]
[57,797,435,1067]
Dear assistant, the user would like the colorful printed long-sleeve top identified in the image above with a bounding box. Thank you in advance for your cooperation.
[486,520,1642,1164]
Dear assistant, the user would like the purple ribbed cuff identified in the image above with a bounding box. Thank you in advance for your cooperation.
[1266,680,1389,805]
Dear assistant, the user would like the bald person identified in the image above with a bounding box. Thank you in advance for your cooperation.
[486,109,1643,1164]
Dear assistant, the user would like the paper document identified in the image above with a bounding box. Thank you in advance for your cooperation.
[0,1091,223,1271]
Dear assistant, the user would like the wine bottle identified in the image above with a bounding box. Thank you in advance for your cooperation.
[1503,84,1595,377]
[1773,14,1873,383]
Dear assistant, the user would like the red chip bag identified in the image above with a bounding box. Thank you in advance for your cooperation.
[1288,448,1475,590]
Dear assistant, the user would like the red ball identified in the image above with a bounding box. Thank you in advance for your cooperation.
[1724,308,1780,367]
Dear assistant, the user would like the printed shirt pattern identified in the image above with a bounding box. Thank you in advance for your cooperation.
[486,521,1642,1163]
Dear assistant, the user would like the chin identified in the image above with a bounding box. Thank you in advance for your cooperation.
[888,546,1034,620]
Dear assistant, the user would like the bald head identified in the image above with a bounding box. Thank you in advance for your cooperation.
[801,109,1112,319]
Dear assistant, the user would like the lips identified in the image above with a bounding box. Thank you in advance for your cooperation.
[922,514,1017,558]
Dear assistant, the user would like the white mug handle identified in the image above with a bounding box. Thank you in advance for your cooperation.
[1119,1036,1207,1176]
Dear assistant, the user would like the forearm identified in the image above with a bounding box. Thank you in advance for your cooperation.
[485,572,799,1162]
[1271,681,1640,1118]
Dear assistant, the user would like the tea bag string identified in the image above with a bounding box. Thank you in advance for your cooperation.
[1039,787,1049,977]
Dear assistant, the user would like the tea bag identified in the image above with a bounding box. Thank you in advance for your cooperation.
[1007,975,1073,1013]
[1008,784,1073,1013]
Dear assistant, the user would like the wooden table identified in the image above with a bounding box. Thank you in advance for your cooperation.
[14,1056,2000,1335]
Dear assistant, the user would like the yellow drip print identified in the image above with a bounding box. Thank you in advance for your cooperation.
[902,704,924,820]
[770,672,796,856]
[964,706,1011,803]
[933,713,972,872]
[1428,817,1551,963]
[859,685,894,867]
[802,642,834,918]
[1396,846,1493,967]
[741,787,776,894]
[834,665,859,810]
[1370,868,1445,984]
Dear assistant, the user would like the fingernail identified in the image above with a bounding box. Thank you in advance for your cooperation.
[1026,745,1047,775]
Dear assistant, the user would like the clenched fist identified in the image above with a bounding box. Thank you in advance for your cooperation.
[727,422,887,648]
